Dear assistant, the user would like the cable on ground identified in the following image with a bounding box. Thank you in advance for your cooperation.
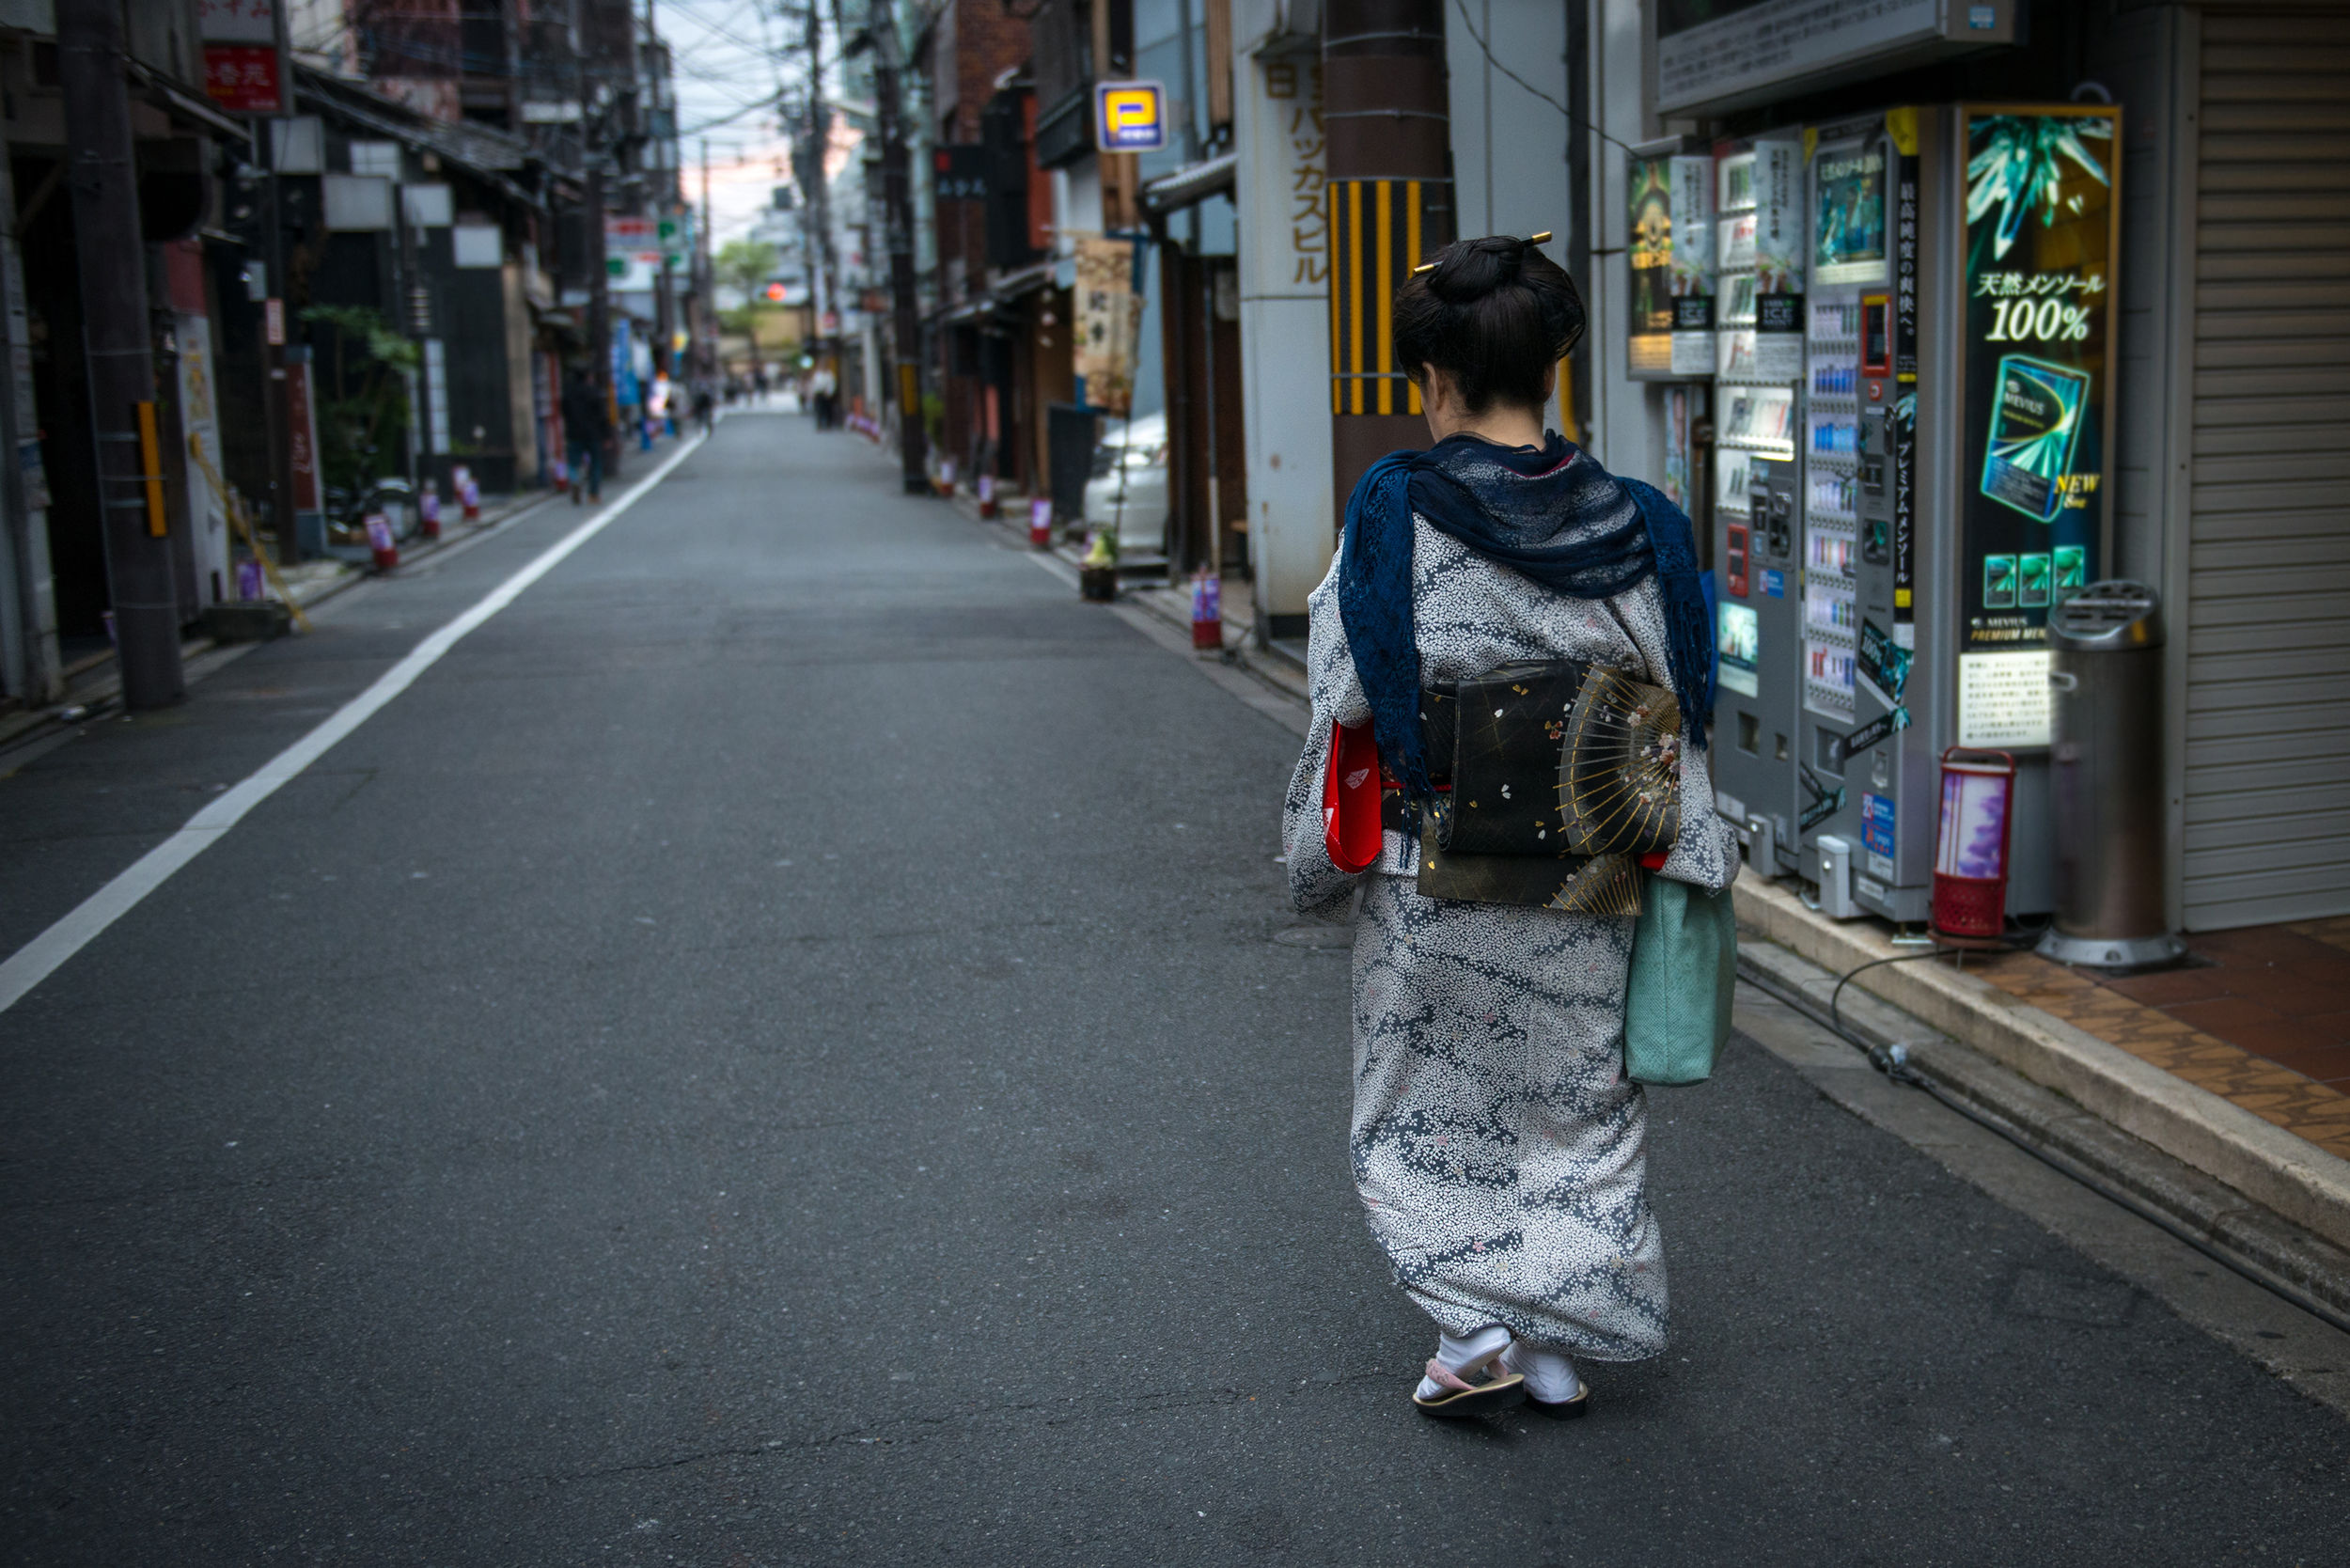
[1751,953,2350,1341]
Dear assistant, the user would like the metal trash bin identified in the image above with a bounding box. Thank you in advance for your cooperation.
[2038,582,2185,968]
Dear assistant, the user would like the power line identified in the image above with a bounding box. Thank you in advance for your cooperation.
[1447,0,1636,159]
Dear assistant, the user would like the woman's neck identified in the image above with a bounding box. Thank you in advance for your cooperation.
[1425,401,1546,452]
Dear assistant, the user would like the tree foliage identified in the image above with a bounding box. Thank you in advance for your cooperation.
[301,305,420,493]
[714,239,779,302]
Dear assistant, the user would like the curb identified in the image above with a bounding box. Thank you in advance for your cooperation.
[0,489,560,757]
[1118,579,1311,707]
[1736,933,2350,1324]
[1733,868,2350,1259]
[292,488,557,613]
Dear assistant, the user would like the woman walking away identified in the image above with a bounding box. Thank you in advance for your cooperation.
[1281,235,1737,1420]
[559,369,608,505]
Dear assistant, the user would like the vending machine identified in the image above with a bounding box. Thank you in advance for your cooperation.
[1696,102,2118,924]
[1704,133,1807,875]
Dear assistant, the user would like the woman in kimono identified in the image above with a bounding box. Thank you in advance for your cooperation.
[1281,235,1737,1419]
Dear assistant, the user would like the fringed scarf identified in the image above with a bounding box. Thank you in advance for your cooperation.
[1337,431,1714,802]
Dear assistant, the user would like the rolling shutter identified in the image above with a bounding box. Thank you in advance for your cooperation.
[2183,10,2350,928]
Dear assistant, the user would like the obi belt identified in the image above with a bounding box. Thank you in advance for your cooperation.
[1326,659,1684,916]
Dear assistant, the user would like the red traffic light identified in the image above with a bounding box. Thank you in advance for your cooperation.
[764,281,786,303]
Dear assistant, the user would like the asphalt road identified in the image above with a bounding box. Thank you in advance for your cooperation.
[4,411,2346,1565]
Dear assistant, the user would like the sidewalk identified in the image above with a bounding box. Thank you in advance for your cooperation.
[1970,929,2350,1163]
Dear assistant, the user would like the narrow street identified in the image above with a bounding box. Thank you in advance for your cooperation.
[6,411,2348,1565]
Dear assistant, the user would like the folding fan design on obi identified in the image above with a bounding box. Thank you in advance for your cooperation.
[1413,660,1684,914]
[1559,666,1683,859]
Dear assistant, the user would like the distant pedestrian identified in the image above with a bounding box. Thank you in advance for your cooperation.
[1281,235,1736,1420]
[808,365,838,430]
[691,378,715,436]
[559,370,609,505]
[649,370,674,441]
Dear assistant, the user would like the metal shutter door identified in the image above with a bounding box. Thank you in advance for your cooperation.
[2185,10,2350,929]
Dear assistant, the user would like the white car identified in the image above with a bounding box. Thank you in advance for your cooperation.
[1082,411,1169,557]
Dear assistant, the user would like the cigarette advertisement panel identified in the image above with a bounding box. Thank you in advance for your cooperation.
[1954,105,2118,750]
[1957,106,2117,655]
[1626,153,1715,380]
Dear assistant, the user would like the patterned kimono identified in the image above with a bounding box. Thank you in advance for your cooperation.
[1282,497,1738,1362]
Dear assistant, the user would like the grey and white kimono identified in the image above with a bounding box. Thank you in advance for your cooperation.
[1282,513,1739,1362]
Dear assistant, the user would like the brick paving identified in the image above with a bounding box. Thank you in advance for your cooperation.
[1972,925,2350,1163]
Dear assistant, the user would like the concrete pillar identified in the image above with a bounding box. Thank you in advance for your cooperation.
[1234,42,1333,642]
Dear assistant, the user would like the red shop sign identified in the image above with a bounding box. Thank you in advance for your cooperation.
[203,45,282,115]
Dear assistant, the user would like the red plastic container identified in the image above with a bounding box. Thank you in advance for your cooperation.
[1189,569,1222,651]
[365,512,399,572]
[1931,746,2016,941]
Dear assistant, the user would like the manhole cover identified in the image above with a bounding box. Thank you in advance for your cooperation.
[1271,924,1353,950]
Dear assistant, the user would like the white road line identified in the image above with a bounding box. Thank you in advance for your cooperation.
[0,431,709,1018]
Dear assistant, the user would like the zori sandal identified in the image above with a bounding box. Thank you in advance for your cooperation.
[1525,1384,1590,1419]
[1410,1356,1527,1419]
[1499,1342,1590,1419]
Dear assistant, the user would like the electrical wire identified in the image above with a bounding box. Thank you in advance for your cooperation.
[1828,947,1950,1043]
[1446,0,1637,158]
[1747,954,2350,1340]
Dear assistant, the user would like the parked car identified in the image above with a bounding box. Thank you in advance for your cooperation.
[1082,411,1168,558]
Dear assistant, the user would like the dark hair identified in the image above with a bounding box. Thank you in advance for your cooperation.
[1393,236,1585,416]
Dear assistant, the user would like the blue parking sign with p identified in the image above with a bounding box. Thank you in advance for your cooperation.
[1094,81,1167,152]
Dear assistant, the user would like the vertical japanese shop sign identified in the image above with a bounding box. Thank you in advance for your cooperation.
[1958,106,2117,654]
[199,0,284,114]
[1073,234,1142,415]
[1750,138,1805,381]
[1256,57,1325,292]
[284,356,321,511]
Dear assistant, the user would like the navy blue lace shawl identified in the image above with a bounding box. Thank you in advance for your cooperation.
[1336,432,1714,802]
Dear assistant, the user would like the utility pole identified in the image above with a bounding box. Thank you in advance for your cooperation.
[797,0,838,377]
[59,0,183,708]
[863,0,926,493]
[1322,0,1450,514]
[700,136,713,378]
[647,0,674,380]
[399,171,435,492]
[582,30,618,479]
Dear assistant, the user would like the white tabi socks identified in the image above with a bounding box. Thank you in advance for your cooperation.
[1413,1325,1512,1400]
[1498,1340,1584,1404]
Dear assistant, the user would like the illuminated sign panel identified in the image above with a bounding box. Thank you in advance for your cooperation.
[1094,81,1168,153]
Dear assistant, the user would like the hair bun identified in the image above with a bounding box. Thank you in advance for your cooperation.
[1429,236,1524,303]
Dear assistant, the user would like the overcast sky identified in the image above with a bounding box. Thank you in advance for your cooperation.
[654,0,801,248]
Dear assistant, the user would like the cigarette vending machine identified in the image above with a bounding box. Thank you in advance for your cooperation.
[1705,133,1807,875]
[1698,102,2118,923]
